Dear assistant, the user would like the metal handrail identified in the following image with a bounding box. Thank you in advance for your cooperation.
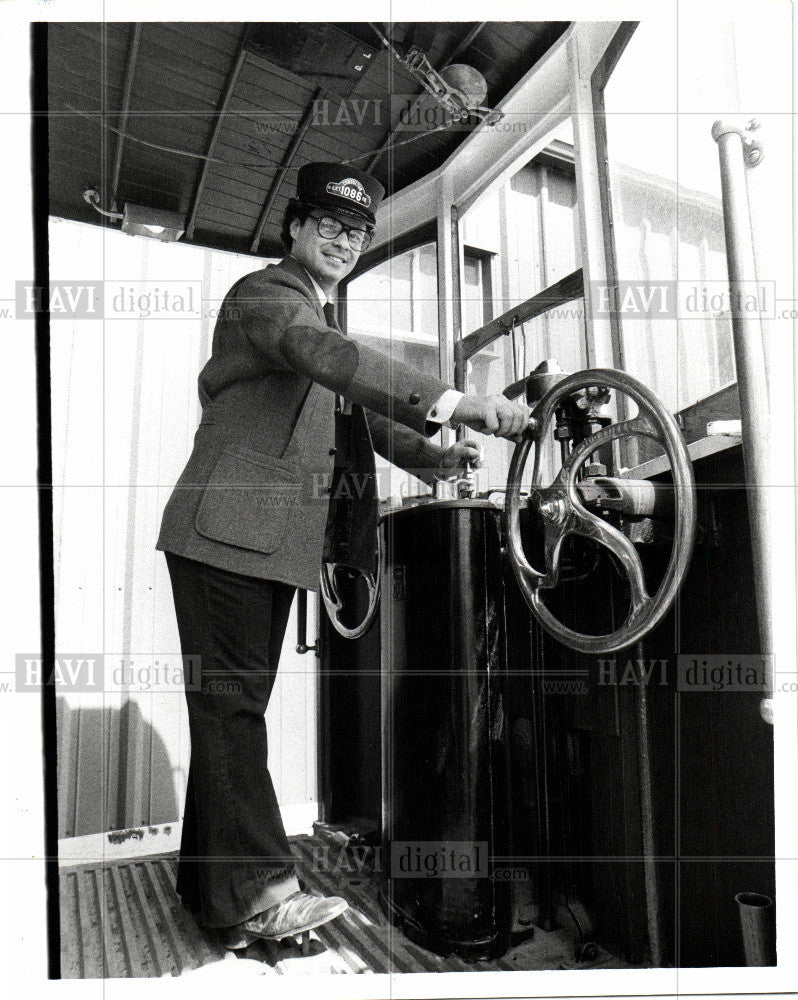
[453,268,583,390]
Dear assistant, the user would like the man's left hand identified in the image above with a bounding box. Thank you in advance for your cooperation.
[435,439,483,479]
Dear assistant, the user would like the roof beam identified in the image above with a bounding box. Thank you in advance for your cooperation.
[446,21,488,66]
[185,37,248,240]
[249,87,323,254]
[110,22,142,211]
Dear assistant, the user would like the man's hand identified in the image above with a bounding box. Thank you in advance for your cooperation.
[435,439,483,479]
[450,393,532,442]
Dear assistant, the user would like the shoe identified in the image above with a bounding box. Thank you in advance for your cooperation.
[217,891,349,950]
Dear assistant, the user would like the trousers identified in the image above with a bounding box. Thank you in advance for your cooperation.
[165,551,301,927]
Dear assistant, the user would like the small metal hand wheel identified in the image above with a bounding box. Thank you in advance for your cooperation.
[320,535,381,639]
[505,369,696,654]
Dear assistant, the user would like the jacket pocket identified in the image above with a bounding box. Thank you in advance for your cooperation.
[194,448,300,554]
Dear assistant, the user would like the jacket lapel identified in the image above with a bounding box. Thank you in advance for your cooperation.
[277,255,327,323]
[274,258,378,577]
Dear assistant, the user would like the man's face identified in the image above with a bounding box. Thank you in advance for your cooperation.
[290,210,365,292]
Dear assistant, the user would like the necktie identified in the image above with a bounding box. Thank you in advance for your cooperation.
[324,301,351,414]
[323,301,337,329]
[319,296,377,575]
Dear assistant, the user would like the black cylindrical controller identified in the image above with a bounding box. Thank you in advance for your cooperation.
[379,499,512,961]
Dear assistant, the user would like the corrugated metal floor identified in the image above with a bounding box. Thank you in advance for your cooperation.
[60,835,629,977]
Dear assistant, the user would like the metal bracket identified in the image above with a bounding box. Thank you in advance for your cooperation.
[499,313,519,334]
[404,46,504,125]
[711,118,764,167]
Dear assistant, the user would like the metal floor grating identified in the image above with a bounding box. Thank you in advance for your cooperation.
[59,834,629,977]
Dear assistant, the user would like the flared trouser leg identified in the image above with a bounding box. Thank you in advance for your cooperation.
[165,552,300,927]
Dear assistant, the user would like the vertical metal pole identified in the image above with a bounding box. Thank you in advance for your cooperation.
[711,120,773,724]
[568,31,616,369]
[634,644,664,966]
[450,203,467,446]
[436,174,456,449]
[451,203,463,391]
[436,174,456,391]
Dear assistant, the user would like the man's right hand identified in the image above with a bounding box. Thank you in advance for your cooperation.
[450,393,533,442]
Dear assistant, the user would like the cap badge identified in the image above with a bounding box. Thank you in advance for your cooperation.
[325,177,372,208]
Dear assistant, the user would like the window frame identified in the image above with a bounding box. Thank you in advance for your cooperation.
[462,245,496,333]
[339,221,437,341]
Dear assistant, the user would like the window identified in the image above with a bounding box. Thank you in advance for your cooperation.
[346,242,439,375]
[598,20,752,414]
[462,249,494,338]
[346,242,441,500]
[459,118,585,489]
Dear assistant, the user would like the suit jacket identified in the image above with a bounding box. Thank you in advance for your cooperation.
[156,256,449,590]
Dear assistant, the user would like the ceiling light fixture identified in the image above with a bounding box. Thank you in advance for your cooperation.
[121,204,186,243]
[83,189,185,242]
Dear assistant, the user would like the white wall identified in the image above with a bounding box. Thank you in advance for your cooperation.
[50,218,318,836]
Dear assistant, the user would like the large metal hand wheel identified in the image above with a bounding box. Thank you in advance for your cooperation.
[320,534,381,639]
[505,369,696,654]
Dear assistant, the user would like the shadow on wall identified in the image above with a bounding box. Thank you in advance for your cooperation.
[56,696,180,838]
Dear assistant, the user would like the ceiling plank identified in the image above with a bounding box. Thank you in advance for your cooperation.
[185,34,249,240]
[250,87,323,253]
[446,21,489,66]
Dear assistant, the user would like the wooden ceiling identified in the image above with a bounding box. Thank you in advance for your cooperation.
[47,21,569,258]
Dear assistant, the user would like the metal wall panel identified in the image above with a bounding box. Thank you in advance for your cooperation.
[51,218,317,836]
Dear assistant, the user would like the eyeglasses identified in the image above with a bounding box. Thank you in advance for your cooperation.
[309,214,373,252]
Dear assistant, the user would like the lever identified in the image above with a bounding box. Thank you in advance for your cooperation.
[433,459,480,500]
[296,588,317,654]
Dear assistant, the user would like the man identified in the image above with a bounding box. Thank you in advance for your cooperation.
[156,161,531,949]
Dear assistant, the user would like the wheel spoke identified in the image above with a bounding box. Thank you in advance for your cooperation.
[561,413,660,611]
[568,498,650,612]
[540,518,570,589]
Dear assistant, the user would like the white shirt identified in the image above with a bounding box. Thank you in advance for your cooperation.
[293,257,463,427]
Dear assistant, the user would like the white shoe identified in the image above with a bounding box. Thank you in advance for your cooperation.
[218,891,349,950]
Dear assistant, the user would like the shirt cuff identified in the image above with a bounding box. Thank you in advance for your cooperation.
[426,389,464,427]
